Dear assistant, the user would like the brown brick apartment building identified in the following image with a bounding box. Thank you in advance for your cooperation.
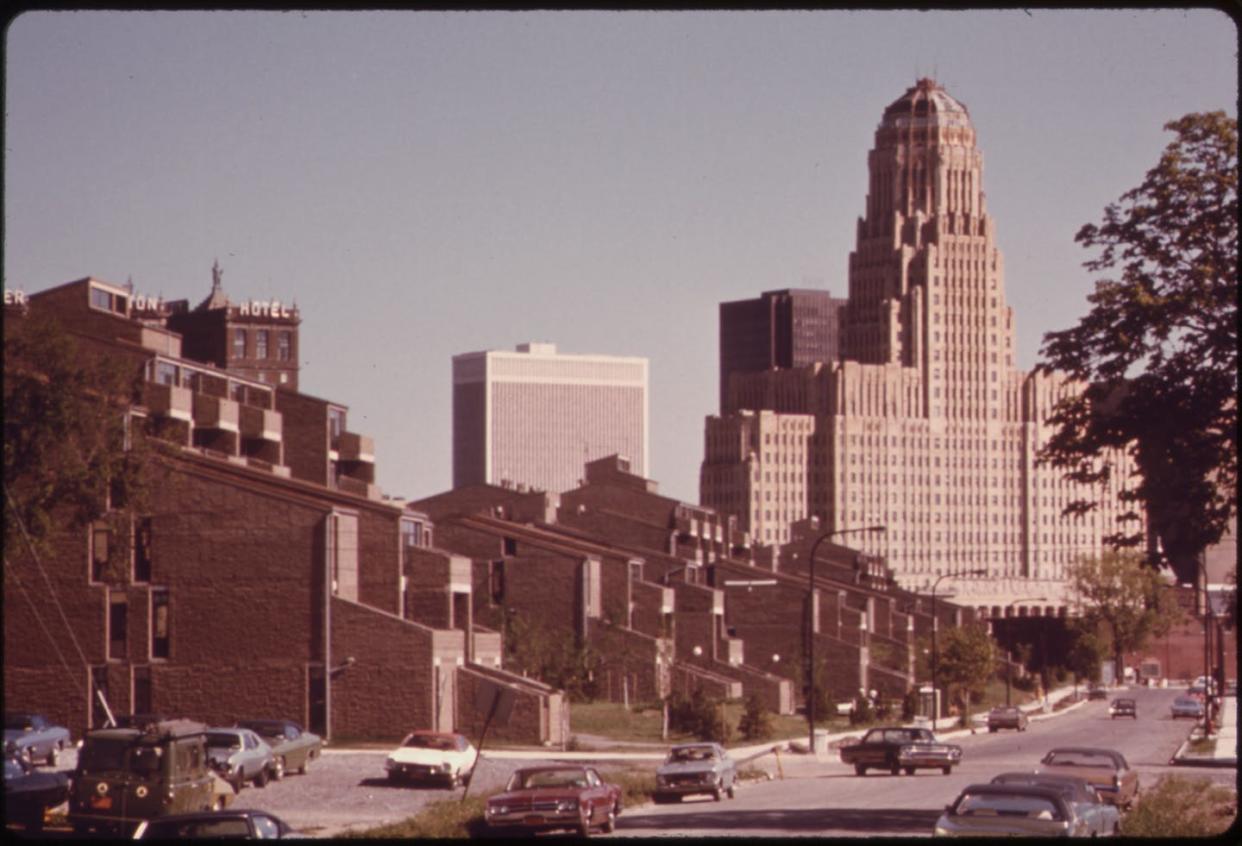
[4,274,563,744]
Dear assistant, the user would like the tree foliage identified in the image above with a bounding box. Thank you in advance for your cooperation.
[736,693,774,741]
[1037,112,1237,584]
[937,624,995,721]
[1063,622,1107,687]
[1065,552,1183,680]
[3,311,148,558]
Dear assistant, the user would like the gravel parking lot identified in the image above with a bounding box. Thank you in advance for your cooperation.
[44,745,615,838]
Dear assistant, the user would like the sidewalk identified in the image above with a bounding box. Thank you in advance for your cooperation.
[1171,693,1237,767]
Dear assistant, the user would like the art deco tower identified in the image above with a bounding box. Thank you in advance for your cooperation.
[843,78,1014,418]
[702,80,1139,611]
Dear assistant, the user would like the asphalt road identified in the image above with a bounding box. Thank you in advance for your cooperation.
[21,687,1235,838]
[614,687,1234,838]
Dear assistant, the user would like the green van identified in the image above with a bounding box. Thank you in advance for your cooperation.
[69,719,216,836]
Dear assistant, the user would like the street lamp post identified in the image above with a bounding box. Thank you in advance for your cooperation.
[805,525,886,756]
[930,569,987,725]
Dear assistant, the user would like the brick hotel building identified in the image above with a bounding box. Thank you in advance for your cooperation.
[702,80,1140,612]
[452,342,648,494]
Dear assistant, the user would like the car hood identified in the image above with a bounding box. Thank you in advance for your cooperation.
[488,787,584,806]
[387,747,470,766]
[657,761,720,776]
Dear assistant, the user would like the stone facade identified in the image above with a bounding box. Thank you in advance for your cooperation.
[700,80,1142,612]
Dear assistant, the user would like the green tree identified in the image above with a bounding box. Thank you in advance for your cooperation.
[1037,112,1237,584]
[1063,623,1107,693]
[4,311,148,558]
[1065,552,1183,681]
[736,693,773,741]
[937,624,995,727]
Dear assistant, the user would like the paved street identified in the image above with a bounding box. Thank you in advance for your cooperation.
[23,686,1236,838]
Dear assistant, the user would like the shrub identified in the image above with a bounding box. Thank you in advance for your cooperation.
[1120,775,1237,837]
[848,695,874,725]
[737,693,774,741]
[668,687,732,742]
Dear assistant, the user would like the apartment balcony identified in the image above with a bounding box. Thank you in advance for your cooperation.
[335,474,379,501]
[334,431,375,464]
[239,405,282,442]
[192,394,240,433]
[143,382,193,422]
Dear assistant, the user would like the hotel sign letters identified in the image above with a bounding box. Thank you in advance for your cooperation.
[238,299,294,319]
[4,289,28,306]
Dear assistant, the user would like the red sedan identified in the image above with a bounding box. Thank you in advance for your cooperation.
[484,765,622,837]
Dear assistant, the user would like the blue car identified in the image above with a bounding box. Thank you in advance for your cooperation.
[1170,696,1204,720]
[4,712,71,766]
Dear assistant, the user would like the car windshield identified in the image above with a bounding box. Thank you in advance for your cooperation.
[670,747,715,763]
[956,793,1064,821]
[205,733,241,749]
[78,738,132,774]
[513,770,588,789]
[404,735,455,751]
[1046,751,1115,769]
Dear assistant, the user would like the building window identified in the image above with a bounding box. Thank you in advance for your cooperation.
[108,593,128,660]
[155,361,179,386]
[256,330,269,359]
[503,537,517,556]
[151,589,170,659]
[233,329,246,360]
[90,286,127,314]
[489,560,506,604]
[134,517,153,583]
[90,524,111,582]
[278,331,291,361]
[328,407,345,442]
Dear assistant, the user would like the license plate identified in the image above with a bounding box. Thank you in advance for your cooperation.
[90,796,113,810]
[524,815,545,825]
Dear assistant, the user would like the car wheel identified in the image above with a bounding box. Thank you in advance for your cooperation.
[889,760,900,776]
[603,802,618,833]
[854,764,867,776]
[727,782,736,799]
[449,771,461,789]
[712,784,723,801]
[47,745,60,766]
[942,765,953,775]
[988,727,997,733]
[272,756,285,781]
[904,767,915,775]
[387,770,402,785]
[298,757,309,775]
[578,812,592,838]
[255,766,269,788]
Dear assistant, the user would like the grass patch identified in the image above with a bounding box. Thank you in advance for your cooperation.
[1187,736,1216,755]
[1121,775,1236,837]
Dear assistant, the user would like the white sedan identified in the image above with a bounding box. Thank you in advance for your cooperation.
[384,731,477,788]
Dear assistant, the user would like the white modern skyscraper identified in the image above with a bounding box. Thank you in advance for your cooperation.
[452,342,649,494]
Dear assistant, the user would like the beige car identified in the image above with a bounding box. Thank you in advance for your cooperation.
[1036,747,1138,809]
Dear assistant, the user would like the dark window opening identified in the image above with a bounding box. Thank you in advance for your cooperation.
[91,526,111,582]
[151,590,170,659]
[503,537,517,556]
[109,595,128,660]
[134,518,153,582]
[489,560,506,604]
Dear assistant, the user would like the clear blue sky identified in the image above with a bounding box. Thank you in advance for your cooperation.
[5,9,1237,503]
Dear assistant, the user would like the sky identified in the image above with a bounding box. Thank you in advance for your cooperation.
[4,9,1237,504]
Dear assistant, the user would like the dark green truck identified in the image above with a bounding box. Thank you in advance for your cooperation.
[68,719,217,836]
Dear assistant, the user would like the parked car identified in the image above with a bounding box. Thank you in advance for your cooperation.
[4,712,71,766]
[132,808,303,839]
[1170,696,1205,720]
[1036,747,1138,809]
[986,706,1029,732]
[236,720,322,779]
[484,765,622,837]
[205,728,275,791]
[4,753,69,832]
[1086,686,1109,701]
[839,726,962,776]
[1108,698,1137,719]
[68,719,216,837]
[990,772,1121,837]
[384,731,477,788]
[934,783,1093,837]
[653,742,737,802]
